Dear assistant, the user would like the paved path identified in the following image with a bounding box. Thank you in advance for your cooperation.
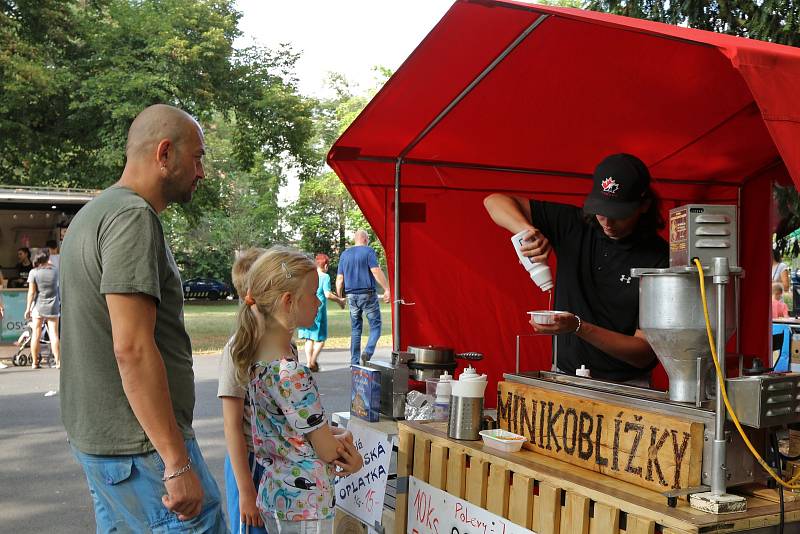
[0,346,390,532]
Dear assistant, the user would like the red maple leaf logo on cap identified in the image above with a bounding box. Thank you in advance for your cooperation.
[601,177,619,194]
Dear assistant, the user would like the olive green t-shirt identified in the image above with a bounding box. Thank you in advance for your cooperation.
[59,186,195,455]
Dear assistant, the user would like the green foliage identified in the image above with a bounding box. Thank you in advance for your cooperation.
[285,74,388,267]
[774,184,800,257]
[0,0,315,191]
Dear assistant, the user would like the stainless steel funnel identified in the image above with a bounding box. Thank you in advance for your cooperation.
[632,267,737,402]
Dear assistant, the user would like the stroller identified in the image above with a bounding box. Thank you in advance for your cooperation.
[11,320,53,367]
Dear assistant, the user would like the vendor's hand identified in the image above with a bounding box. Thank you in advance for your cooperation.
[530,312,579,335]
[519,228,551,263]
[382,292,391,304]
[238,485,263,527]
[334,439,363,477]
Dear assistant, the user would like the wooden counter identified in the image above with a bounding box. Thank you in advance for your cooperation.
[397,420,799,534]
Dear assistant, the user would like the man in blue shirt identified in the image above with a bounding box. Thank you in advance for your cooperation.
[336,230,391,365]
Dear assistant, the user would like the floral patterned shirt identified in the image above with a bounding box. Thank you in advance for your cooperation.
[248,357,335,520]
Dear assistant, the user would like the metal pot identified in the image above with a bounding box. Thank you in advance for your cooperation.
[406,346,483,381]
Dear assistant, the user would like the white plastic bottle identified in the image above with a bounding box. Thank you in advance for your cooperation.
[433,371,453,422]
[511,229,553,291]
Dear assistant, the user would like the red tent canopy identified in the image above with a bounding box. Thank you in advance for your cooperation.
[328,0,800,404]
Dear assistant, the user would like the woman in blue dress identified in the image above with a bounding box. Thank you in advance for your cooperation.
[297,254,345,371]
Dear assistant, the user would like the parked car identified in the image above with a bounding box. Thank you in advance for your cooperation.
[183,278,232,300]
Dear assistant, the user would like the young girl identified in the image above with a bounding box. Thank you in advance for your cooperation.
[773,282,790,318]
[231,246,363,533]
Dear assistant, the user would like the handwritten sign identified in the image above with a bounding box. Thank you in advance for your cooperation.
[335,420,393,526]
[408,477,536,534]
[497,381,703,492]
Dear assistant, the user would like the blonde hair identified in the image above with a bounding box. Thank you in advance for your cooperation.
[230,245,316,384]
[231,247,267,297]
[773,282,785,296]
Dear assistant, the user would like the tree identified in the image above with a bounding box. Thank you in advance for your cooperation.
[286,72,388,267]
[1,0,315,193]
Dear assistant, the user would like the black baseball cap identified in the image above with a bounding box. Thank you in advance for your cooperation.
[583,153,650,219]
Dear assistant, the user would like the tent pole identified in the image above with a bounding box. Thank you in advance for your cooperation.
[393,158,401,351]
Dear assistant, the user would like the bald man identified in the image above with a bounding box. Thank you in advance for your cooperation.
[336,230,391,365]
[60,104,226,532]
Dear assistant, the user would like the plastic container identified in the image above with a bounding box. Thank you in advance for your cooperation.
[479,429,527,452]
[528,310,570,325]
[511,230,553,292]
[576,365,591,378]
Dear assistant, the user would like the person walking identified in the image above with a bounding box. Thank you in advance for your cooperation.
[335,230,390,366]
[59,104,225,532]
[298,253,345,372]
[24,250,61,368]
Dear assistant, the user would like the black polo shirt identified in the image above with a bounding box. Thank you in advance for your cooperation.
[530,200,669,381]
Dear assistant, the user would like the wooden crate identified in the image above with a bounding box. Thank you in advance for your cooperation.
[397,421,800,534]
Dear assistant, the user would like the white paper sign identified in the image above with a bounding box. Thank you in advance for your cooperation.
[408,477,537,534]
[335,421,393,526]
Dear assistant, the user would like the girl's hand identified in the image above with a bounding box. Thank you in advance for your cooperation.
[332,428,354,445]
[24,309,31,320]
[334,440,363,476]
[239,486,263,527]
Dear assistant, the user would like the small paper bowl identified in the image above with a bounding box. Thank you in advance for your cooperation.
[528,310,569,325]
[479,429,527,452]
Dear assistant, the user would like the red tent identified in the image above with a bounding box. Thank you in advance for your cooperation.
[327,0,800,404]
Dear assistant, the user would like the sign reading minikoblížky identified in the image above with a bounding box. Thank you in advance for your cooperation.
[497,381,703,493]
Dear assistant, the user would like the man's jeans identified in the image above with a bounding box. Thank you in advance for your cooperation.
[348,292,382,365]
[72,438,226,533]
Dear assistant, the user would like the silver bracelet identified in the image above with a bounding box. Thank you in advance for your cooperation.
[162,459,192,482]
[574,315,582,334]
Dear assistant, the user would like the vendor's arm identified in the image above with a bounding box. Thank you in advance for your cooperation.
[484,193,551,262]
[532,314,656,369]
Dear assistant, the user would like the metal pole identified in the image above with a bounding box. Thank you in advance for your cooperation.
[393,159,401,351]
[712,257,730,496]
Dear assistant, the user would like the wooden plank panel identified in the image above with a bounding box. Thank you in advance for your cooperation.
[508,474,534,530]
[589,502,619,534]
[536,482,562,534]
[413,436,431,482]
[486,465,510,517]
[625,516,655,534]
[465,457,489,508]
[560,492,589,534]
[446,450,466,498]
[429,443,448,490]
[398,428,414,477]
[497,381,704,493]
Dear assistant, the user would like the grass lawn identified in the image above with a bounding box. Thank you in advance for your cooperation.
[184,300,392,354]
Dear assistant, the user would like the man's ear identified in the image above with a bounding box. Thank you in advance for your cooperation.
[156,138,172,168]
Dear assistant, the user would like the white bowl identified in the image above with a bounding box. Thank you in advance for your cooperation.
[528,310,570,325]
[479,429,527,452]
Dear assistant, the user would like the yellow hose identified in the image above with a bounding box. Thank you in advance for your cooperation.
[694,257,800,489]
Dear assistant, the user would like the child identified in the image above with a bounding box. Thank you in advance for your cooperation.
[773,282,789,318]
[231,246,363,533]
[218,247,268,533]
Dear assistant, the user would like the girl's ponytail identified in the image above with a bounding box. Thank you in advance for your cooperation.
[229,245,316,384]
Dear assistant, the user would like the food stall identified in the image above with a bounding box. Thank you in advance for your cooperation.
[0,186,96,359]
[328,1,800,532]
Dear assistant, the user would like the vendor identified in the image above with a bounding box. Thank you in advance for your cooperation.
[484,153,668,385]
[8,247,33,288]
